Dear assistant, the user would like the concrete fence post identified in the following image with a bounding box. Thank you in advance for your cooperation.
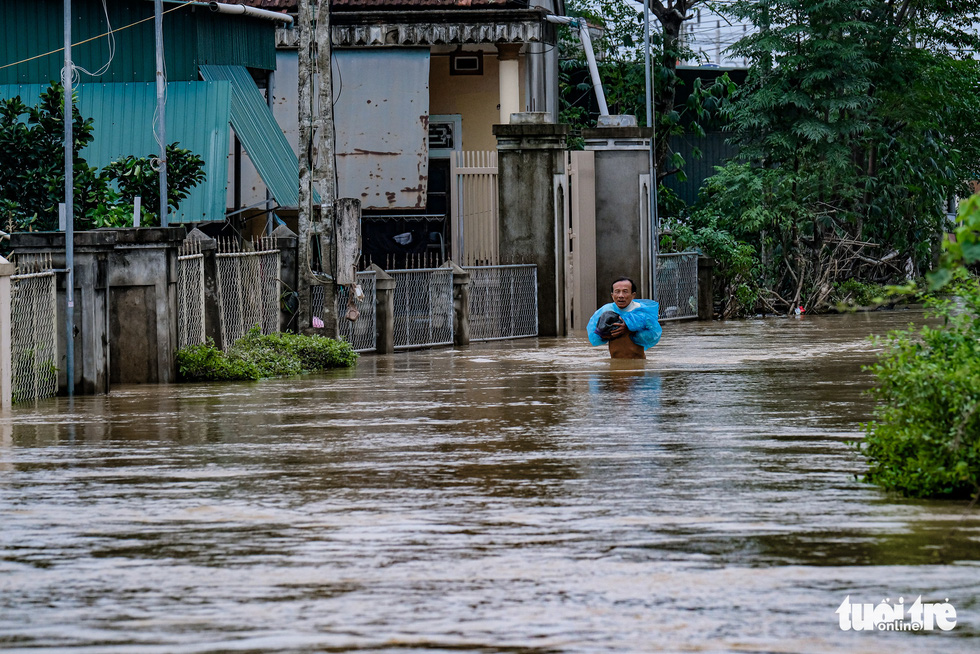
[185,229,224,347]
[0,255,13,409]
[698,256,715,320]
[368,264,395,354]
[493,113,569,337]
[443,260,470,347]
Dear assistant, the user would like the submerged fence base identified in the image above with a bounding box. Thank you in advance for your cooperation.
[465,264,538,341]
[656,252,699,321]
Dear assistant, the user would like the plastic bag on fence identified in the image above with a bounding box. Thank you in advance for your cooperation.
[587,299,662,350]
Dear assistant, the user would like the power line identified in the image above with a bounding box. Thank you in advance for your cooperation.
[0,1,197,72]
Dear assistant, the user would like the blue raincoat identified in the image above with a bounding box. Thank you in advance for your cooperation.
[586,299,662,350]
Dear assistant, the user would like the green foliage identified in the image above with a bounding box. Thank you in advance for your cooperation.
[859,194,980,500]
[175,340,260,382]
[560,1,730,191]
[691,0,980,312]
[830,279,887,309]
[176,327,358,383]
[664,206,762,318]
[103,145,205,227]
[0,83,206,235]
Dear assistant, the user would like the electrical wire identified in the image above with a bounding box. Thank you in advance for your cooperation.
[68,0,116,83]
[0,0,198,72]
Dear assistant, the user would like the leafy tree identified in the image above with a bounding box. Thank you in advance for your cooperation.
[0,85,100,232]
[859,193,980,500]
[0,83,206,234]
[104,145,206,227]
[689,0,980,314]
[560,1,731,184]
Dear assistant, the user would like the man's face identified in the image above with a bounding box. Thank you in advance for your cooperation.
[611,280,635,309]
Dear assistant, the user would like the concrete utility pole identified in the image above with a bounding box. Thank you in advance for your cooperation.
[296,0,337,336]
[63,0,75,396]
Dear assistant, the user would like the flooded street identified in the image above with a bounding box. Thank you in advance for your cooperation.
[2,310,978,652]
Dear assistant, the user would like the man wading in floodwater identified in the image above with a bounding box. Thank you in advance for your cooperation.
[587,277,662,359]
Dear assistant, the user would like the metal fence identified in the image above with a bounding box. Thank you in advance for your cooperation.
[656,252,699,321]
[216,238,280,351]
[386,268,454,349]
[10,255,58,403]
[464,264,538,341]
[334,271,377,353]
[177,241,206,349]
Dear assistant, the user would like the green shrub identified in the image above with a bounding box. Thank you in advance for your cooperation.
[858,194,980,500]
[831,279,887,309]
[176,328,357,382]
[175,340,260,381]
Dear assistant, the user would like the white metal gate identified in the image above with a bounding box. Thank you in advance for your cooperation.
[451,150,499,266]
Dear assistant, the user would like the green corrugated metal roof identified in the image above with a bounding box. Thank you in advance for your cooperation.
[200,64,310,208]
[0,0,276,85]
[0,81,231,223]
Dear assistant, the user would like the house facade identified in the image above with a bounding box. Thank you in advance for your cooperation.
[237,0,566,266]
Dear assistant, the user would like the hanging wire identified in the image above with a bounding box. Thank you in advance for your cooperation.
[0,0,198,72]
[69,0,116,82]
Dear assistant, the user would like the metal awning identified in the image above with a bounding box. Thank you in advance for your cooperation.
[200,64,308,208]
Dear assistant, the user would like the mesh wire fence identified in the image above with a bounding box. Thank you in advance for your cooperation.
[309,272,378,352]
[10,254,58,403]
[464,264,538,341]
[386,268,454,349]
[335,272,377,352]
[655,252,699,321]
[216,238,281,351]
[176,241,206,349]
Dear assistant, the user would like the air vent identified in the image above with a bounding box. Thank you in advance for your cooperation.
[450,49,483,76]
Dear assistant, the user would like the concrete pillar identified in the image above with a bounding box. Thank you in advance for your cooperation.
[497,44,522,124]
[185,228,224,346]
[368,264,395,354]
[583,124,654,306]
[698,256,715,320]
[443,260,470,347]
[493,114,569,337]
[0,255,12,410]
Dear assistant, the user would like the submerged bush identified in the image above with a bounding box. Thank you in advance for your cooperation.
[176,327,357,382]
[859,194,980,500]
[831,279,888,309]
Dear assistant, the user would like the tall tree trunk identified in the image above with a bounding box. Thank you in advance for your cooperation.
[649,1,694,182]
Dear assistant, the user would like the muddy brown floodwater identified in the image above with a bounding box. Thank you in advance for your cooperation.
[1,310,978,653]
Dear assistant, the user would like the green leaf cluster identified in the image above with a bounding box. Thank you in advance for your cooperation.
[176,327,358,382]
[0,84,205,237]
[859,194,980,499]
[684,0,980,313]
